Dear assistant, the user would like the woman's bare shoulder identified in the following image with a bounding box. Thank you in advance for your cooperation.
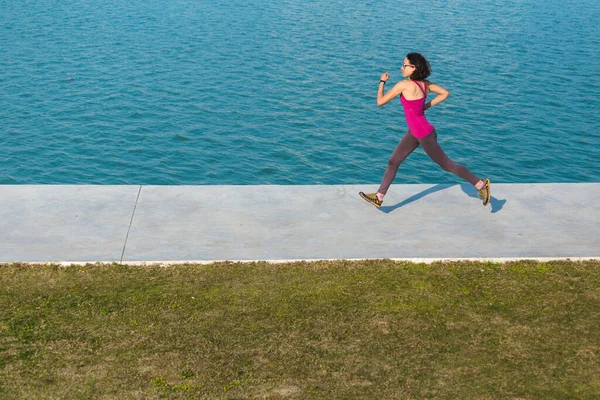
[394,80,410,89]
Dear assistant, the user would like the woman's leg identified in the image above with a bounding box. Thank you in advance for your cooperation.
[377,130,420,196]
[418,130,480,186]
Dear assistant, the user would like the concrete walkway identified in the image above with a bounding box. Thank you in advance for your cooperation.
[1,183,598,264]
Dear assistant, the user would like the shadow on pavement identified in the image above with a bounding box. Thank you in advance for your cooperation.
[379,183,507,214]
[379,183,456,214]
[460,184,506,214]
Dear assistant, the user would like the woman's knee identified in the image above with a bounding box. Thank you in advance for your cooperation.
[388,152,411,168]
[387,157,401,168]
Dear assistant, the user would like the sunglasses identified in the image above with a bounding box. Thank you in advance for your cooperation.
[401,64,415,69]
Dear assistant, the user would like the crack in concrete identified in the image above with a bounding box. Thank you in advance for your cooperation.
[120,185,142,263]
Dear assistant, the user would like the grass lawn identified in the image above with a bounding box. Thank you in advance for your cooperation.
[1,260,599,399]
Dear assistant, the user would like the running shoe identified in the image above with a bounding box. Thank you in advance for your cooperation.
[359,192,382,208]
[477,178,491,206]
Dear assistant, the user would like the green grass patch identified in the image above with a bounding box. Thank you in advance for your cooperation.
[1,260,599,399]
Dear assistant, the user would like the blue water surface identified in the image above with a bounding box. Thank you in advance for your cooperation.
[1,0,599,185]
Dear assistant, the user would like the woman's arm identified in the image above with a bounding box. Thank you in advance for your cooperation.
[377,72,405,106]
[424,82,450,110]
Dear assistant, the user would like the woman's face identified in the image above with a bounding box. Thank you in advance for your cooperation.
[401,57,416,78]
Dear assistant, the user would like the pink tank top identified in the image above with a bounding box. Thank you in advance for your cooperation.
[400,80,435,138]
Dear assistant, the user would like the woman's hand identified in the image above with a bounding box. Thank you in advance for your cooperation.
[380,72,389,82]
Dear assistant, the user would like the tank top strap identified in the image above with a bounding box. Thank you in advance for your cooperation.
[413,80,426,96]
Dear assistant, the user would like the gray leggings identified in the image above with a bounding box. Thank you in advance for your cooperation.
[378,130,480,195]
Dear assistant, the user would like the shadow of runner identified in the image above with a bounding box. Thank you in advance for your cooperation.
[379,183,456,214]
[379,183,507,214]
[460,184,507,214]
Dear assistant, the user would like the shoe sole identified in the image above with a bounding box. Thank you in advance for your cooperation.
[359,192,382,208]
[482,179,491,206]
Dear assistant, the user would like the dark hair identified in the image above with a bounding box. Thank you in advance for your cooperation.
[406,52,431,81]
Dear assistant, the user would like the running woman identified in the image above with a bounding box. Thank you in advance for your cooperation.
[359,52,491,207]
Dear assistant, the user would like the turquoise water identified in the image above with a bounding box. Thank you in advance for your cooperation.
[2,0,599,185]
